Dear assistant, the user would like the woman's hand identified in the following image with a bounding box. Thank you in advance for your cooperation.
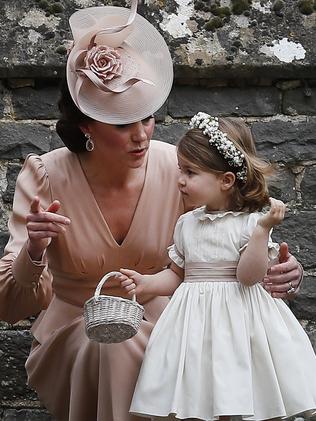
[263,242,303,299]
[26,196,71,261]
[258,198,286,230]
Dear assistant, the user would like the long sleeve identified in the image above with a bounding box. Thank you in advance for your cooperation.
[0,154,53,323]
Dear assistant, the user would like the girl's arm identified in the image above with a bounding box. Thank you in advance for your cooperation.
[120,262,184,298]
[237,198,286,286]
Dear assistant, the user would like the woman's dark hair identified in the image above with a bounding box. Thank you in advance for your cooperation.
[177,117,274,213]
[56,78,93,152]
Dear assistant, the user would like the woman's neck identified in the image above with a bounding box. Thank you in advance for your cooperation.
[78,151,147,189]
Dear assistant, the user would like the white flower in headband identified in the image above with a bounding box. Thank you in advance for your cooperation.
[189,112,247,182]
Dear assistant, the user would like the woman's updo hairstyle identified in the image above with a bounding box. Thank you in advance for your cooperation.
[178,117,274,213]
[56,79,93,152]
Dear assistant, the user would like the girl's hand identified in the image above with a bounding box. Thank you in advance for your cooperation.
[258,198,286,230]
[26,196,71,261]
[119,268,147,297]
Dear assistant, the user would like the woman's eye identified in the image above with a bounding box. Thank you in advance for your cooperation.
[142,116,154,124]
[116,124,129,129]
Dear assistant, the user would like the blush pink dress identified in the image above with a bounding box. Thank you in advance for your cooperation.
[0,140,183,421]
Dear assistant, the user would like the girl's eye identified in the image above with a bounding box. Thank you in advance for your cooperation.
[178,166,194,176]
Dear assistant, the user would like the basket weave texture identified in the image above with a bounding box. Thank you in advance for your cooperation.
[84,271,144,343]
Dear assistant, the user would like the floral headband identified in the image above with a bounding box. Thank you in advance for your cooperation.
[189,112,248,182]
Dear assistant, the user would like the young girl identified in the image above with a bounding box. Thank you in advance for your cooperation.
[120,112,316,420]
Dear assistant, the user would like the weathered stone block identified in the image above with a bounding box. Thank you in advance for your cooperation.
[168,87,280,117]
[0,232,9,257]
[283,87,316,116]
[272,211,316,270]
[291,277,316,321]
[268,167,296,202]
[2,163,22,204]
[300,165,316,206]
[153,122,187,145]
[299,320,316,351]
[50,130,64,151]
[0,123,51,159]
[154,101,168,123]
[0,1,315,79]
[0,81,5,118]
[11,86,60,120]
[0,319,32,331]
[1,409,52,421]
[251,119,316,164]
[0,330,37,404]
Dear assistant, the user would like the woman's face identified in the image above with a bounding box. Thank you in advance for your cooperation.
[85,116,155,167]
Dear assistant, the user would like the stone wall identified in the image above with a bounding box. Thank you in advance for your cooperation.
[0,0,315,419]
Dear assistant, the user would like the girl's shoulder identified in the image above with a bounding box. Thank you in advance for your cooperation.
[189,206,252,223]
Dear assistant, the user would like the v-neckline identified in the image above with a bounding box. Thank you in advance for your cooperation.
[75,147,152,248]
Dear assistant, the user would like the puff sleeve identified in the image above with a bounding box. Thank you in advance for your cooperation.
[239,212,279,261]
[168,214,185,268]
[0,154,53,324]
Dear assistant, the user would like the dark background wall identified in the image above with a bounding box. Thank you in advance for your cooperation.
[0,0,315,419]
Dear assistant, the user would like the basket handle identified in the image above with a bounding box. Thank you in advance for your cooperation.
[94,271,137,302]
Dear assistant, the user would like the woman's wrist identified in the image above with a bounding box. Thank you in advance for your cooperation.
[12,242,46,288]
[26,241,45,262]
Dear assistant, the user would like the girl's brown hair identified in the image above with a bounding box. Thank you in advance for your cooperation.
[177,117,273,212]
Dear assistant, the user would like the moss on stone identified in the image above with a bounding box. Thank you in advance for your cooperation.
[231,0,252,15]
[212,6,231,17]
[204,16,224,31]
[232,39,242,48]
[194,0,205,11]
[298,0,314,14]
[55,46,67,55]
[272,0,284,12]
[38,0,49,11]
[49,2,64,14]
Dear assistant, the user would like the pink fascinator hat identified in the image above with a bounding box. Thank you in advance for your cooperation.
[66,0,173,124]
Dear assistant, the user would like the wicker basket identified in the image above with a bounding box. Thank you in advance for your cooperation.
[84,271,144,343]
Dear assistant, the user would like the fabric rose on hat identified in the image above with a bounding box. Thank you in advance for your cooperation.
[84,45,123,82]
[74,38,154,94]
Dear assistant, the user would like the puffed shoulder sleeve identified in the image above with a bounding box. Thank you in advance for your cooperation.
[168,215,185,268]
[0,154,53,324]
[239,212,279,261]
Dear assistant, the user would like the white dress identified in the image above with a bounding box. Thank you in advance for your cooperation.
[130,207,316,420]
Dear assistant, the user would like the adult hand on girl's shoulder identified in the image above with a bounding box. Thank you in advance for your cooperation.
[263,242,303,300]
[26,196,71,261]
[257,197,286,230]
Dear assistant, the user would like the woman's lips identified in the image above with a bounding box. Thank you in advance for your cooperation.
[129,147,147,157]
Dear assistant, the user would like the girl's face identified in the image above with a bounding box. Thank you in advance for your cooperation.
[83,116,155,168]
[177,155,233,211]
